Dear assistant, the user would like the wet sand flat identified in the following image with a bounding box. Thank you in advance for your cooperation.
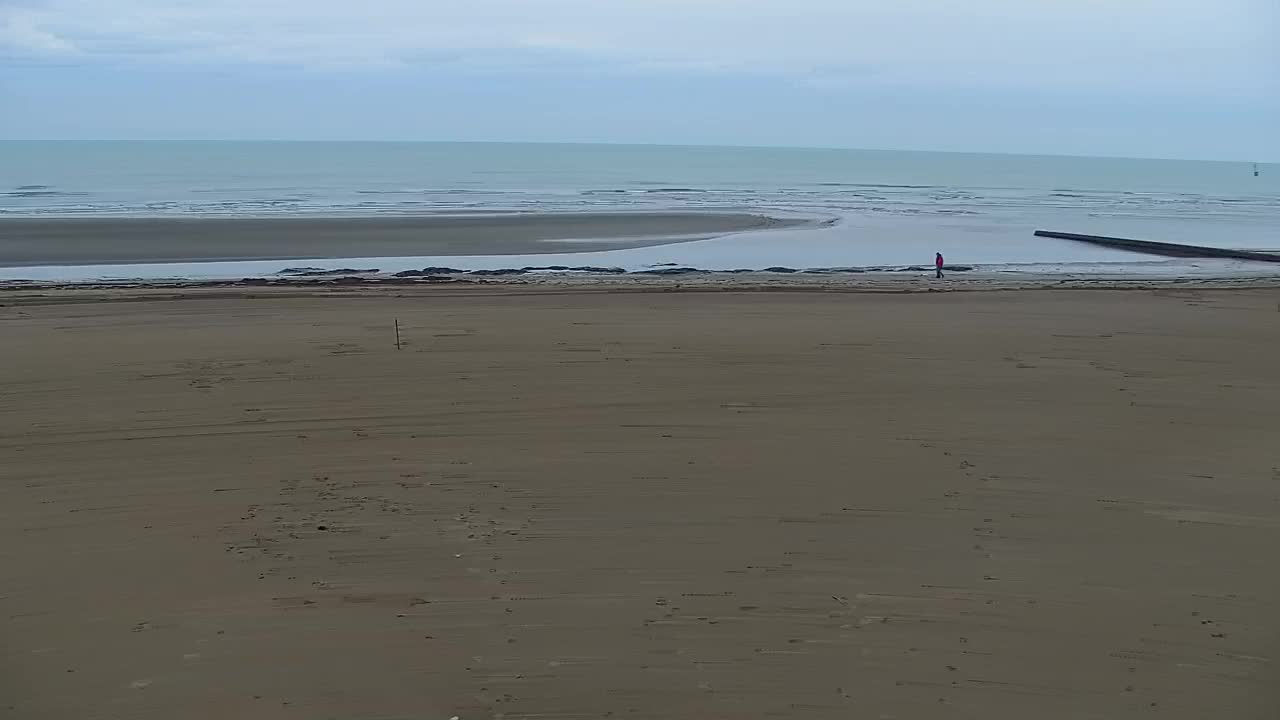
[2,287,1279,718]
[0,213,794,267]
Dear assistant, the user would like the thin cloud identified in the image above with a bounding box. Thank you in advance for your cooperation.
[1,0,1272,97]
[1,8,77,54]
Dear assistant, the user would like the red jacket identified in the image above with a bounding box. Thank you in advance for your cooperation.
[935,255,945,267]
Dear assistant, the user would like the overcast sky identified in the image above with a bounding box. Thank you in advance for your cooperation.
[2,0,1276,160]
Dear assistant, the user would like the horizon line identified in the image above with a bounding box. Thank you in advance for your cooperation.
[1,138,1274,166]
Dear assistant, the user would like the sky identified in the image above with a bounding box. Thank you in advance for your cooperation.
[1,0,1277,160]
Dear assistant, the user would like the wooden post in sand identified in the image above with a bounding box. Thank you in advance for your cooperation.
[394,319,402,350]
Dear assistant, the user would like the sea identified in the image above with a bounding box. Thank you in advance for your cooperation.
[2,141,1278,280]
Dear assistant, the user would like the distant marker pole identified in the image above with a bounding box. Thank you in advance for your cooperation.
[395,318,402,350]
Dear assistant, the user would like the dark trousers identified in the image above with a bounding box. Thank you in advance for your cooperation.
[936,268,944,279]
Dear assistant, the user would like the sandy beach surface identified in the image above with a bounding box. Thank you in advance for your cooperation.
[0,213,796,267]
[3,285,1279,719]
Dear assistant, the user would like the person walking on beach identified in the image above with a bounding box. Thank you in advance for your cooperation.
[935,252,945,279]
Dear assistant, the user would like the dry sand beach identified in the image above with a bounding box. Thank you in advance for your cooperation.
[3,285,1280,719]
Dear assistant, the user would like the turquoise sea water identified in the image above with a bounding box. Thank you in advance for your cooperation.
[2,141,1277,278]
